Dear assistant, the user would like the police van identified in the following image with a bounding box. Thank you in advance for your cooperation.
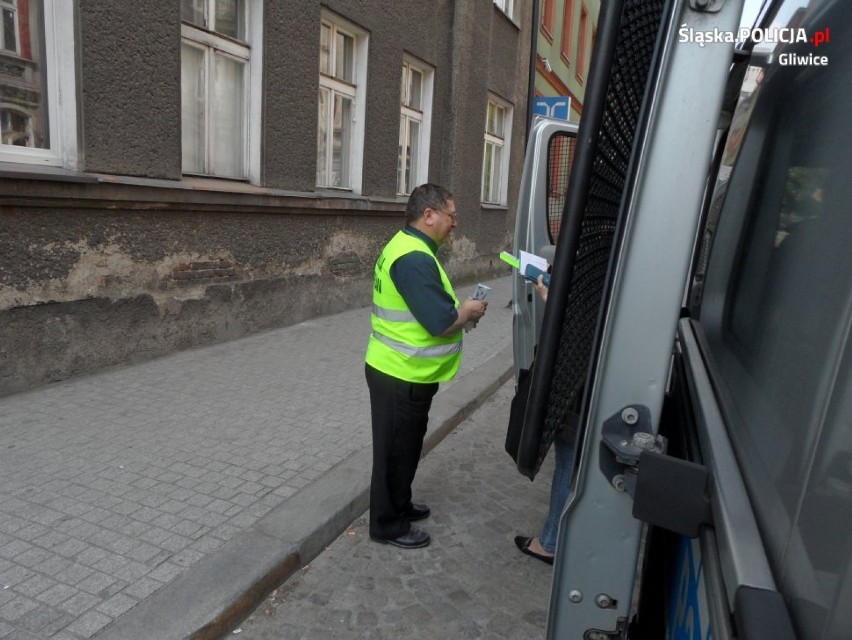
[511,0,849,637]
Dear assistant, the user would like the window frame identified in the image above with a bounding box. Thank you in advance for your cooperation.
[0,0,78,169]
[560,0,574,66]
[397,56,433,196]
[316,10,368,194]
[180,0,263,183]
[493,0,515,20]
[576,4,589,82]
[1,0,20,54]
[541,0,555,41]
[481,94,513,206]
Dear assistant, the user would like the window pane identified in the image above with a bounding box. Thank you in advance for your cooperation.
[181,43,206,173]
[494,105,504,137]
[319,23,331,75]
[409,68,422,110]
[316,87,329,186]
[335,31,354,82]
[1,109,28,146]
[215,0,245,41]
[482,142,494,201]
[397,115,407,195]
[486,103,496,134]
[3,7,16,52]
[492,144,503,202]
[181,0,204,27]
[400,65,407,106]
[1,0,47,148]
[332,93,351,187]
[408,119,420,194]
[210,53,244,178]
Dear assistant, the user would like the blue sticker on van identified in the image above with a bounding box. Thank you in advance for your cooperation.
[668,537,712,640]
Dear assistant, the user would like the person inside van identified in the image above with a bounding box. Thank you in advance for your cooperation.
[514,274,579,565]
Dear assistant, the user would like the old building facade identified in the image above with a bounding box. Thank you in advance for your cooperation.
[0,0,532,395]
[535,0,600,120]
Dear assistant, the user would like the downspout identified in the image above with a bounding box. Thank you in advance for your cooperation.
[525,0,541,139]
[444,0,468,191]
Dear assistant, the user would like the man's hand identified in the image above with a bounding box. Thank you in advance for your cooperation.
[441,298,488,336]
[460,297,488,323]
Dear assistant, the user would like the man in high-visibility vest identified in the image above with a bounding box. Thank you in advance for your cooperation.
[365,183,488,548]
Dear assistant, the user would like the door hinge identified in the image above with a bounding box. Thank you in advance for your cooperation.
[599,405,666,497]
[600,405,712,537]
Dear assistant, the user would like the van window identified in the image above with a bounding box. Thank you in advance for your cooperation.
[546,132,576,241]
[698,7,852,637]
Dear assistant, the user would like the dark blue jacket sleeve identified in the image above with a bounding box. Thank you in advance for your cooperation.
[391,252,459,336]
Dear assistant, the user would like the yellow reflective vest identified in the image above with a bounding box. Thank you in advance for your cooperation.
[365,230,462,383]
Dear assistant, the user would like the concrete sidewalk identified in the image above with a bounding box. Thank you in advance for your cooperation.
[0,275,515,640]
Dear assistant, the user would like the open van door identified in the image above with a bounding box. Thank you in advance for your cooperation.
[512,117,578,380]
[510,0,797,637]
[514,0,852,638]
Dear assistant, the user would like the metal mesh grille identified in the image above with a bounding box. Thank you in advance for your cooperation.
[538,0,666,467]
[547,133,577,241]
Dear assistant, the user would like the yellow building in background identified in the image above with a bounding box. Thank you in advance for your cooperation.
[534,0,601,122]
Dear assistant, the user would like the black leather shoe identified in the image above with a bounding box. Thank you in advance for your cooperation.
[371,526,431,549]
[404,503,431,521]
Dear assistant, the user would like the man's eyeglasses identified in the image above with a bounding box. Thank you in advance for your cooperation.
[431,207,457,221]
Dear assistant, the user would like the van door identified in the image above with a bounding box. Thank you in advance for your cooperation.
[510,0,752,637]
[512,117,578,380]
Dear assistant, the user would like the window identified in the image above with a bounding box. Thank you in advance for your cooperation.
[699,10,852,635]
[397,58,433,196]
[576,5,588,80]
[481,96,513,205]
[317,12,368,192]
[546,133,576,241]
[542,0,555,39]
[0,0,77,168]
[181,0,262,181]
[494,0,514,19]
[560,1,574,64]
[1,0,19,53]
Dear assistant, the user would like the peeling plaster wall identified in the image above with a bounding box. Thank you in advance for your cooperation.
[0,206,399,395]
[0,202,503,396]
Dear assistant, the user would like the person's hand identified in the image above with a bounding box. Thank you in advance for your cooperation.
[460,297,488,323]
[534,274,549,303]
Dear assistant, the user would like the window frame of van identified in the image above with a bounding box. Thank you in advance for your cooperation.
[397,56,433,196]
[180,0,263,183]
[0,0,78,169]
[481,95,513,206]
[316,11,368,194]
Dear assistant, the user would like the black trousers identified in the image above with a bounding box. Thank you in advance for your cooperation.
[365,363,439,540]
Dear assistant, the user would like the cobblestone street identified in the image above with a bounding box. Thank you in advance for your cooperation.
[235,381,554,639]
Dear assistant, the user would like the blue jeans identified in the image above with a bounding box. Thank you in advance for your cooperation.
[540,437,576,554]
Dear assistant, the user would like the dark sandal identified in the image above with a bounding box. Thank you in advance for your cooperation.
[514,535,555,565]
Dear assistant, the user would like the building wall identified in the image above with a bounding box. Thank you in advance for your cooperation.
[535,0,601,121]
[0,0,531,396]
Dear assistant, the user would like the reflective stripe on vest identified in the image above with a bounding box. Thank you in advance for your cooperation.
[372,304,418,323]
[371,331,463,358]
